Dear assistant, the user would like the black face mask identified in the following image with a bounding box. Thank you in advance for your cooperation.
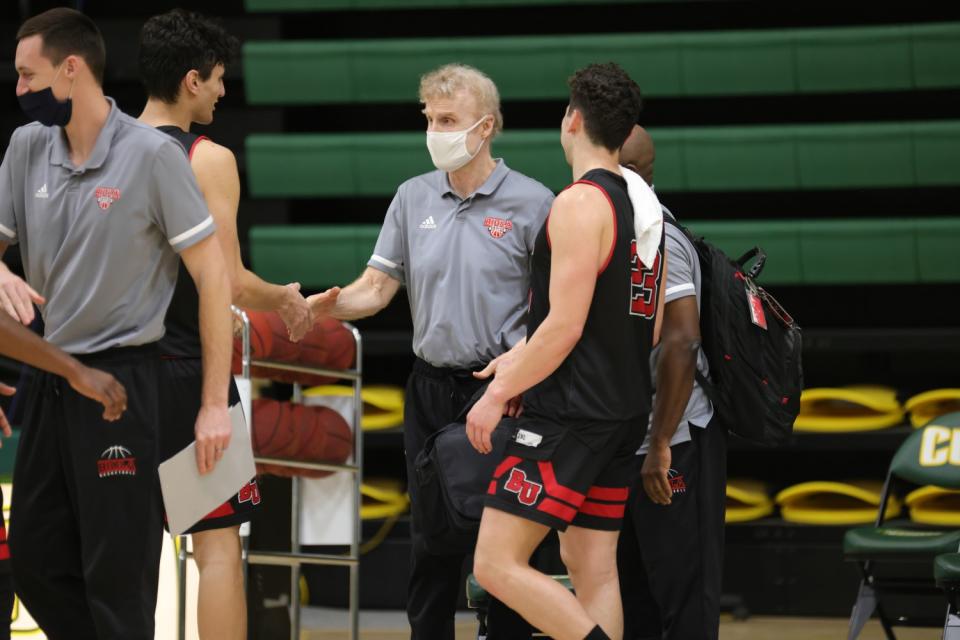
[18,82,72,128]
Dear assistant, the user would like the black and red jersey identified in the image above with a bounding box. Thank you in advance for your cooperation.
[522,167,664,424]
[156,125,209,358]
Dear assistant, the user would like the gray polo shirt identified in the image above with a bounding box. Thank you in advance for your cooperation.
[369,159,553,368]
[0,98,215,353]
[639,205,714,454]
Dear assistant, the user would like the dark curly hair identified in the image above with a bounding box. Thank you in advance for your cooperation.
[139,9,239,103]
[567,62,642,151]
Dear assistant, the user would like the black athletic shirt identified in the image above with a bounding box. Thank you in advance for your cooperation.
[522,168,664,424]
[157,126,209,358]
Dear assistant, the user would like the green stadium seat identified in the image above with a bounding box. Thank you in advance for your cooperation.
[247,218,960,289]
[242,24,960,104]
[245,121,960,197]
[249,225,380,289]
[935,554,960,639]
[842,413,960,639]
[936,553,960,589]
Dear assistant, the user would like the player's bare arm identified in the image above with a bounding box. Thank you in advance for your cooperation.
[306,266,401,321]
[467,184,612,453]
[181,234,233,475]
[191,140,311,341]
[0,311,127,423]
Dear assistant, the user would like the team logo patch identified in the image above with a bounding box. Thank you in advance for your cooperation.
[97,445,137,478]
[667,469,687,495]
[94,187,121,211]
[504,468,543,506]
[483,216,513,239]
[238,480,262,505]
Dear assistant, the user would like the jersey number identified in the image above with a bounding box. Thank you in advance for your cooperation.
[630,242,661,319]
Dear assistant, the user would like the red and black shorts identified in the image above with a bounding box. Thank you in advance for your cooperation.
[485,415,646,532]
[0,485,8,572]
[160,357,262,534]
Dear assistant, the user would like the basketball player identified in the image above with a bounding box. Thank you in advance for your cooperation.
[137,10,311,639]
[0,8,233,638]
[466,63,664,640]
[307,63,553,639]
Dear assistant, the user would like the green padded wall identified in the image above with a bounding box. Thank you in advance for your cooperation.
[249,218,960,288]
[245,121,960,197]
[243,24,960,104]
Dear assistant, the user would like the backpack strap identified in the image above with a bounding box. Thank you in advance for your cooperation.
[695,370,718,405]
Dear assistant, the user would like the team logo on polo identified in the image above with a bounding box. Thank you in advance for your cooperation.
[238,480,262,505]
[483,216,513,239]
[97,445,137,478]
[667,469,687,495]
[94,187,121,211]
[504,468,542,505]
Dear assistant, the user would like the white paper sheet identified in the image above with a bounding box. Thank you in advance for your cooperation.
[158,403,256,536]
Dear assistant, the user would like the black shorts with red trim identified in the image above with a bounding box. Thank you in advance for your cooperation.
[0,484,8,572]
[159,358,262,534]
[485,414,646,532]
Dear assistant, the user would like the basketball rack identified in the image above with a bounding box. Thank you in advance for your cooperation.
[176,306,363,640]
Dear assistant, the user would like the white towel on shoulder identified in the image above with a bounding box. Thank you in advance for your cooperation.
[620,165,663,268]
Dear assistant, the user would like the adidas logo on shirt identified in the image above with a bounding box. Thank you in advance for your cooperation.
[419,216,437,230]
[35,183,48,199]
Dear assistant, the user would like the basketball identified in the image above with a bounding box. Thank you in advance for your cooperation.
[300,317,356,371]
[252,399,352,479]
[280,317,356,385]
[231,310,273,376]
[251,398,293,457]
[295,402,353,463]
[261,310,301,362]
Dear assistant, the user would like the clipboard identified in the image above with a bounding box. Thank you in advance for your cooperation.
[158,403,256,536]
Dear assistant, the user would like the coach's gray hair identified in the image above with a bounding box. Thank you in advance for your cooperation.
[419,63,504,138]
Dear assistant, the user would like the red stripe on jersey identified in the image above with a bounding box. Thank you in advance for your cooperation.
[586,486,629,502]
[570,179,618,275]
[487,481,498,495]
[188,135,210,161]
[0,545,8,561]
[537,461,585,507]
[579,501,626,519]
[537,498,577,522]
[203,501,236,520]
[493,456,523,479]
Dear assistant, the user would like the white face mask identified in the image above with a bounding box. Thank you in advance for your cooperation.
[425,116,489,172]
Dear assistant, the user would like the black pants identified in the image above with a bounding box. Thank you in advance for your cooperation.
[404,358,531,640]
[618,421,727,640]
[9,345,164,640]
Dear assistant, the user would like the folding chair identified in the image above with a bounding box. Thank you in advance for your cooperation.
[935,552,960,640]
[843,412,960,639]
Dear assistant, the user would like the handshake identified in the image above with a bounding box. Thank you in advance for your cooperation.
[271,283,342,343]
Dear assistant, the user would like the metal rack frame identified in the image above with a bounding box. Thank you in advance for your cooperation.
[177,308,363,640]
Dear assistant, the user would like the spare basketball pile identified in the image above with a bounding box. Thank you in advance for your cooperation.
[232,310,356,478]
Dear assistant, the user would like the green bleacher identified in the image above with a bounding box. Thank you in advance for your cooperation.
[243,23,960,104]
[246,0,651,11]
[245,121,960,198]
[241,9,960,291]
[249,218,960,289]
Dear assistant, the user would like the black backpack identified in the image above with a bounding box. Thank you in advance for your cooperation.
[412,419,514,555]
[664,217,803,445]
